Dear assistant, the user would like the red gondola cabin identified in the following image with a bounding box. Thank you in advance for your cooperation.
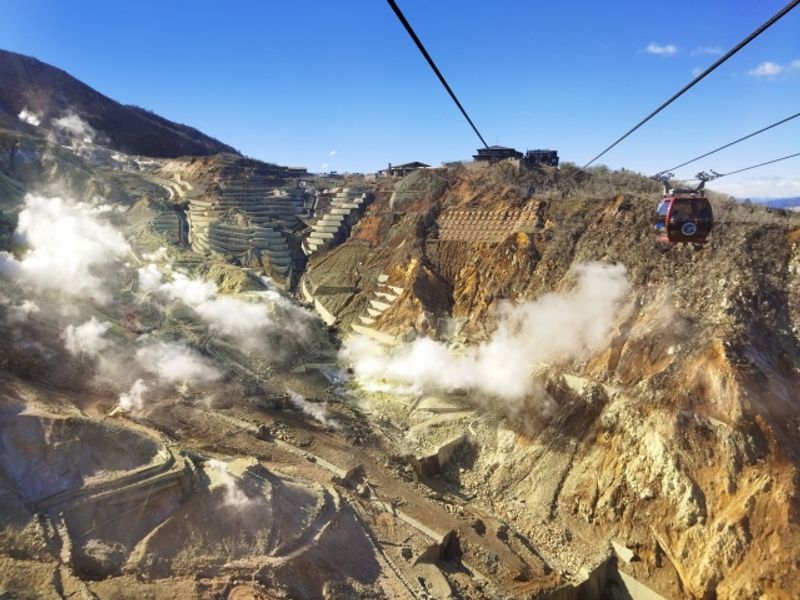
[655,185,713,244]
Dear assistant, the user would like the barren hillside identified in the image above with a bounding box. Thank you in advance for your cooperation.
[1,56,800,600]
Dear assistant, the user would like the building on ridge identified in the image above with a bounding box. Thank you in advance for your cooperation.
[473,145,523,163]
[523,149,559,167]
[381,161,431,177]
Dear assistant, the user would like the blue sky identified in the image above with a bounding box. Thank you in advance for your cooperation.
[2,0,799,197]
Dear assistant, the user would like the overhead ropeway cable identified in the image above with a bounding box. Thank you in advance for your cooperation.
[569,0,800,177]
[656,111,800,177]
[700,151,800,180]
[387,0,489,148]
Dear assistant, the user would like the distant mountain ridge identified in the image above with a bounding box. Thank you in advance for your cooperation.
[753,197,800,210]
[0,49,238,158]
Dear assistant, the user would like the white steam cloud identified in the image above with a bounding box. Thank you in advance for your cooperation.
[52,112,96,144]
[341,262,630,400]
[4,300,40,324]
[135,340,222,385]
[118,379,148,412]
[138,267,314,350]
[206,459,252,507]
[142,247,168,262]
[62,317,112,357]
[18,108,41,127]
[0,195,130,303]
[287,389,338,429]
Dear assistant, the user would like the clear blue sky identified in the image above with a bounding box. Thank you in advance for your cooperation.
[2,0,799,197]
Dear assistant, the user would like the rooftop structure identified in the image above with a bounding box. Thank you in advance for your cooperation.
[381,161,430,177]
[524,149,559,167]
[473,145,522,163]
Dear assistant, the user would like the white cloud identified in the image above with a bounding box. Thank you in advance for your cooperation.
[62,317,112,357]
[321,162,329,170]
[0,195,131,303]
[645,43,677,56]
[142,247,168,262]
[151,271,216,305]
[135,340,223,384]
[692,45,722,56]
[137,263,164,294]
[709,176,800,199]
[341,262,630,401]
[17,108,41,127]
[691,67,703,77]
[287,389,338,429]
[119,379,148,412]
[329,150,337,156]
[52,112,96,144]
[138,268,315,351]
[747,59,800,78]
[4,300,40,324]
[206,459,252,507]
[748,61,784,77]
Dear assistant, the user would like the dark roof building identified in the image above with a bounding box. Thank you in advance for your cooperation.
[524,149,559,168]
[381,161,430,177]
[473,145,523,163]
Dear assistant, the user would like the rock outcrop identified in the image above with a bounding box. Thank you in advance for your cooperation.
[304,164,800,599]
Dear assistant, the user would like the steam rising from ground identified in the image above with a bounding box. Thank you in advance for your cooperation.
[52,112,96,145]
[138,267,315,351]
[0,195,130,303]
[3,300,40,324]
[287,389,338,429]
[0,194,235,415]
[341,262,630,400]
[18,108,41,127]
[135,341,222,384]
[119,379,148,411]
[206,459,252,507]
[62,317,112,358]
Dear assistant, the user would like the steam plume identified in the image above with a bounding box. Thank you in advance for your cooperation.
[52,112,96,144]
[118,379,148,412]
[135,340,222,384]
[0,195,130,303]
[138,268,314,350]
[206,459,252,507]
[287,389,338,429]
[17,108,41,127]
[4,300,40,324]
[62,317,112,357]
[341,262,631,400]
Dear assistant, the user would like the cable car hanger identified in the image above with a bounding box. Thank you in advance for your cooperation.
[652,151,799,245]
[564,0,800,183]
[676,151,800,182]
[654,111,800,178]
[653,173,715,244]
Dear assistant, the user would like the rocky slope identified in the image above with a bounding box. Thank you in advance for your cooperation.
[2,55,800,599]
[301,163,800,599]
[0,49,238,157]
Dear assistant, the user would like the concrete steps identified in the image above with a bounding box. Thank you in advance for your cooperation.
[369,299,391,312]
[346,274,405,344]
[301,280,337,325]
[302,188,374,257]
[351,324,398,345]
